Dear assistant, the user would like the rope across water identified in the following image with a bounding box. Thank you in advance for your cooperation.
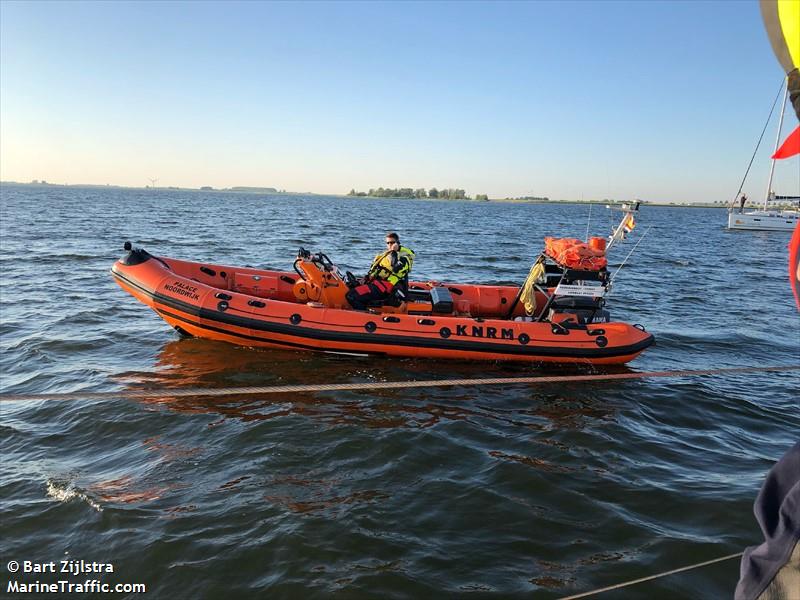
[2,366,791,594]
[1,365,797,402]
[558,552,744,599]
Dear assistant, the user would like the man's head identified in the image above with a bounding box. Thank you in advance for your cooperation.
[385,232,400,250]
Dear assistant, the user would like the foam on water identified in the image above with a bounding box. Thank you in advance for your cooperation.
[45,480,103,512]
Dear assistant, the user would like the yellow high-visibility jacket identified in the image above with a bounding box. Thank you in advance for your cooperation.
[367,245,415,286]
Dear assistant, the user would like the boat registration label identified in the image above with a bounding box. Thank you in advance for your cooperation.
[554,283,605,298]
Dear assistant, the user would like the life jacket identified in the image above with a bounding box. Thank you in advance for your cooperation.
[544,237,607,271]
[367,245,415,286]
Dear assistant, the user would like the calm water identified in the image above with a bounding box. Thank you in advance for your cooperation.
[1,184,798,598]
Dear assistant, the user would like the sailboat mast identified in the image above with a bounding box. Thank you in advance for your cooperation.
[763,82,789,210]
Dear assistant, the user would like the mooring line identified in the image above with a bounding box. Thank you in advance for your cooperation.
[0,365,797,402]
[557,552,744,599]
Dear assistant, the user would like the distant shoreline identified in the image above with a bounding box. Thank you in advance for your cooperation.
[0,181,732,208]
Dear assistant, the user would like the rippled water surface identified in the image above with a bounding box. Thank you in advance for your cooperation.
[1,184,798,598]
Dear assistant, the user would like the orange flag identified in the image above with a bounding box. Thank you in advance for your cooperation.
[623,214,636,234]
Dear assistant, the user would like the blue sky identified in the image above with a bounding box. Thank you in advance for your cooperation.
[1,0,797,203]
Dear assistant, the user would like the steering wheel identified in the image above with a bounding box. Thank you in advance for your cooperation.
[345,271,358,288]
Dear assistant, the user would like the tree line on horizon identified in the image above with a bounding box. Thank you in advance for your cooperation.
[347,187,490,201]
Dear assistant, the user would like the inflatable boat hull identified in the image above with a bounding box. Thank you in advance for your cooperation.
[112,252,654,364]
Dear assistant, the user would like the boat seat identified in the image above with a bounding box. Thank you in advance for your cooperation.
[393,286,453,313]
[406,288,433,302]
[358,282,454,314]
[360,281,410,309]
[364,294,404,309]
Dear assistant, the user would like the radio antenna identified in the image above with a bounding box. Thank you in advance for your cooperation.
[585,201,592,241]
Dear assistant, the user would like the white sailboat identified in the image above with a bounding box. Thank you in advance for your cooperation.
[728,84,800,232]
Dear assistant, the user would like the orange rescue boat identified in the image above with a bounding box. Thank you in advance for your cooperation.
[111,235,654,365]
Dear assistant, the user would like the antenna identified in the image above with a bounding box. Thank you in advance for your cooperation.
[585,201,592,241]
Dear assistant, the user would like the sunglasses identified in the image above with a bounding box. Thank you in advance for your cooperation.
[386,240,398,245]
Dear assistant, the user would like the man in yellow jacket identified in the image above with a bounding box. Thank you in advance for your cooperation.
[346,232,415,310]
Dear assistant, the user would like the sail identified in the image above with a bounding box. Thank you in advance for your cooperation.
[772,124,800,158]
[761,0,800,121]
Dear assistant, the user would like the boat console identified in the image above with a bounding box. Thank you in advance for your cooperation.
[290,248,488,317]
